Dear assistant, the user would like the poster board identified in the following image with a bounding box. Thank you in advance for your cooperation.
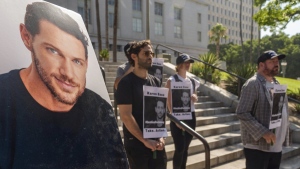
[143,86,168,138]
[0,0,110,103]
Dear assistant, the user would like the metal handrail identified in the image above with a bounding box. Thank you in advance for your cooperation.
[155,44,300,104]
[167,113,210,169]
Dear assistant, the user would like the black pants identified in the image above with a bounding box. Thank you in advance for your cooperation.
[170,112,196,169]
[124,138,167,169]
[244,148,282,169]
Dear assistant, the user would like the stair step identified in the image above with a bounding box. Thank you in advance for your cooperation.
[165,131,241,160]
[212,143,300,169]
[167,143,244,169]
[118,121,240,142]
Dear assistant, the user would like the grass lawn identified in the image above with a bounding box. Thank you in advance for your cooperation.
[276,77,300,92]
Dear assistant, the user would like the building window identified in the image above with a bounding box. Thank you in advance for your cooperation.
[155,22,163,35]
[108,0,115,5]
[78,7,91,24]
[208,14,210,20]
[133,18,142,32]
[155,2,163,16]
[174,26,181,38]
[174,7,181,20]
[108,13,114,28]
[198,31,202,42]
[198,13,201,24]
[212,15,214,22]
[132,0,141,11]
[109,44,122,52]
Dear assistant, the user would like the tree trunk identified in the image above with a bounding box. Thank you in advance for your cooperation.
[250,0,254,63]
[239,0,245,63]
[84,0,88,30]
[113,0,118,62]
[258,4,262,57]
[105,0,109,49]
[216,41,220,58]
[96,0,102,61]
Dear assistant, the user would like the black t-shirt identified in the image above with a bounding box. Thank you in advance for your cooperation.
[116,72,160,144]
[0,69,128,169]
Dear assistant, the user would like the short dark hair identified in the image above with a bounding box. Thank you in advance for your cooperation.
[128,40,152,66]
[123,41,136,59]
[24,2,88,58]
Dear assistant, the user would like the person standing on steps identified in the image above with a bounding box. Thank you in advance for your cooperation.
[116,40,167,169]
[165,53,200,169]
[236,50,289,169]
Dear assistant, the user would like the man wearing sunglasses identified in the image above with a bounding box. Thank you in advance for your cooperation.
[116,40,167,169]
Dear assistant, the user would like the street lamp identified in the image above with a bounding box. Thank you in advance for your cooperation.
[281,60,287,78]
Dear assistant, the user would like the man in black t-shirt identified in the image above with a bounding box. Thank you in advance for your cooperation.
[0,2,128,169]
[116,40,167,169]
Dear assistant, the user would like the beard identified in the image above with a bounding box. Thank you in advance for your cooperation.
[33,49,85,105]
[137,56,152,70]
[263,65,279,76]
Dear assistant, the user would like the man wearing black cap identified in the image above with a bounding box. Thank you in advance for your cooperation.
[114,42,135,90]
[236,50,289,169]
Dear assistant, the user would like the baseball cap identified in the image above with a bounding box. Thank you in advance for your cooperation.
[176,53,195,65]
[257,50,286,64]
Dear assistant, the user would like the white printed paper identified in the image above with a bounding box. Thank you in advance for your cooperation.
[143,86,168,138]
[148,58,164,85]
[269,84,287,129]
[171,81,192,120]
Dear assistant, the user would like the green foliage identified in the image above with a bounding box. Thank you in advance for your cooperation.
[99,49,109,60]
[224,63,257,95]
[209,23,228,58]
[253,0,300,32]
[191,53,221,85]
[276,77,300,92]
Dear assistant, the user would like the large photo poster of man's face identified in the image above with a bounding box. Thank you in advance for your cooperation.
[0,0,110,103]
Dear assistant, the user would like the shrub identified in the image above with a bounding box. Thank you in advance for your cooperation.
[191,53,221,85]
[224,63,256,95]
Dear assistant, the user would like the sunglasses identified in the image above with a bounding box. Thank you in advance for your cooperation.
[144,51,155,57]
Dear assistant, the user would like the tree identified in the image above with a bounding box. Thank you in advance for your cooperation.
[250,0,254,63]
[208,23,228,58]
[113,0,118,62]
[95,0,102,61]
[239,0,245,63]
[254,0,300,32]
[105,0,109,49]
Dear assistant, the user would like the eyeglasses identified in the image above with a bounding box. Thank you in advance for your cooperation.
[144,51,155,57]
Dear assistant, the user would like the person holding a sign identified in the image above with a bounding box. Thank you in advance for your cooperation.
[165,53,200,169]
[116,40,167,169]
[0,2,128,168]
[236,50,289,169]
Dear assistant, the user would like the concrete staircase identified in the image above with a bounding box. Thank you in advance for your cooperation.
[99,61,300,169]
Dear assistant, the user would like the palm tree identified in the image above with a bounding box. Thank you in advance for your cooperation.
[105,0,109,49]
[208,23,228,58]
[96,0,102,61]
[113,0,118,62]
[239,0,245,63]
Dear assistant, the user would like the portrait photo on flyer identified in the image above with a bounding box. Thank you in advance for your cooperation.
[269,84,287,129]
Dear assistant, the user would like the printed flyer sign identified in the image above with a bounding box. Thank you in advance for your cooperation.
[171,81,192,120]
[269,84,287,129]
[143,86,168,138]
[148,58,164,85]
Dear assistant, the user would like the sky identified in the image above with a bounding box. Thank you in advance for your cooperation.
[261,20,300,37]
